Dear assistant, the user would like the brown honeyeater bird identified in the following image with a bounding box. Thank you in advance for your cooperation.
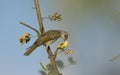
[24,30,68,56]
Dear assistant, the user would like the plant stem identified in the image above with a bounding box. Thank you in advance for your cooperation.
[19,22,40,36]
[34,0,61,75]
[47,47,61,75]
[54,48,59,59]
[34,0,45,33]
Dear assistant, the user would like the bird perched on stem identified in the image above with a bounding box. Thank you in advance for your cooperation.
[24,30,68,56]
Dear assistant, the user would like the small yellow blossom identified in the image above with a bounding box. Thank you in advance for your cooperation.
[18,32,31,45]
[18,36,23,43]
[64,50,73,55]
[49,13,63,21]
[57,41,68,49]
[23,32,31,43]
[18,36,25,46]
[23,32,30,37]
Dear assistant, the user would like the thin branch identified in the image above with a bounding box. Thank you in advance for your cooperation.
[34,0,61,75]
[19,22,40,36]
[47,47,61,75]
[34,0,45,33]
[54,48,65,59]
[54,48,59,59]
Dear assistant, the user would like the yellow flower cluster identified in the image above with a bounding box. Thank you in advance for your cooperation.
[64,50,73,55]
[57,41,73,55]
[18,32,31,46]
[57,41,68,49]
[49,13,63,21]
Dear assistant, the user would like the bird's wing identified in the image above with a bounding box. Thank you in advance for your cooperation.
[40,31,60,44]
[33,30,60,46]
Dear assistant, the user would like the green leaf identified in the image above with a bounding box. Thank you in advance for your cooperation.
[40,62,47,71]
[46,63,54,71]
[109,54,120,62]
[68,57,76,64]
[39,70,47,75]
[56,60,64,69]
[112,10,120,21]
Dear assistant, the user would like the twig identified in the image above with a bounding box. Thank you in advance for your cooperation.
[34,0,45,33]
[34,0,61,75]
[47,47,61,75]
[54,48,65,59]
[54,48,60,59]
[19,22,40,36]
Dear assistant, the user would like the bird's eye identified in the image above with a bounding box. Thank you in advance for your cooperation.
[64,34,66,37]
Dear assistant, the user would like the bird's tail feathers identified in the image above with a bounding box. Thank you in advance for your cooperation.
[24,45,37,56]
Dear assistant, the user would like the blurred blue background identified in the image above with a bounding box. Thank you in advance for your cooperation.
[1,0,120,75]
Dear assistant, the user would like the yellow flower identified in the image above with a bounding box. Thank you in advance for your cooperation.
[18,32,31,46]
[57,41,68,49]
[23,32,30,37]
[18,36,23,43]
[18,36,25,46]
[64,50,73,55]
[49,13,63,21]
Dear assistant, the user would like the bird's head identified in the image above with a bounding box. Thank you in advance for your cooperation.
[61,31,68,41]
